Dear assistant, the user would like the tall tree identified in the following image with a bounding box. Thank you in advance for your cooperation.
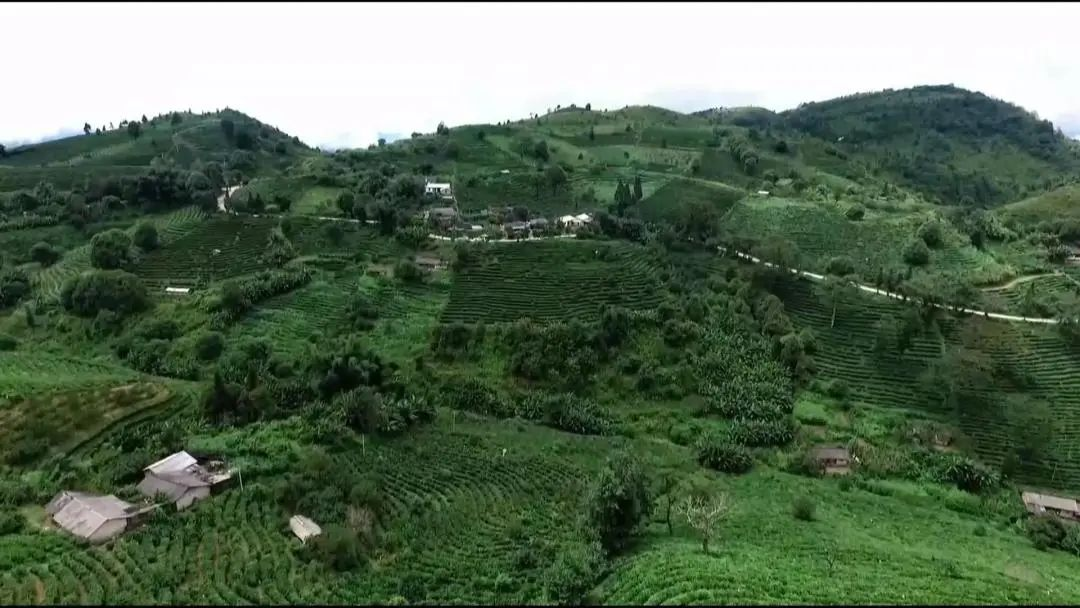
[633,174,643,201]
[588,125,595,141]
[127,121,142,140]
[83,122,92,135]
[581,450,652,555]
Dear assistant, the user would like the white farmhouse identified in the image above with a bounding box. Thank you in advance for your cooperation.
[424,182,453,199]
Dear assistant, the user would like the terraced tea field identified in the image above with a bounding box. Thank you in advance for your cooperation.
[441,240,665,323]
[231,272,361,355]
[31,206,207,301]
[637,177,745,223]
[0,417,609,605]
[0,352,141,402]
[595,471,1080,605]
[725,198,1012,284]
[780,279,1080,492]
[0,381,173,464]
[134,215,277,287]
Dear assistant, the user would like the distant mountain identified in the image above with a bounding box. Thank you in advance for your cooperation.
[778,85,1080,206]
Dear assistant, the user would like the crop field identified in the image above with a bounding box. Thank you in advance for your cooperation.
[30,206,207,300]
[291,186,345,216]
[441,240,666,324]
[637,177,745,223]
[134,215,277,287]
[0,165,148,192]
[0,381,173,465]
[0,416,610,605]
[595,471,1080,605]
[454,170,578,216]
[289,218,399,261]
[0,352,141,402]
[780,278,1080,492]
[582,145,699,173]
[980,273,1080,315]
[231,272,362,355]
[725,197,1013,284]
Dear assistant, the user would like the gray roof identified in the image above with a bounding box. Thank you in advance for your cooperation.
[428,207,457,217]
[290,515,323,542]
[811,446,850,461]
[46,491,143,539]
[145,451,198,475]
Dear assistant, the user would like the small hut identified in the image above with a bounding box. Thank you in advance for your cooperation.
[810,446,852,475]
[290,515,323,544]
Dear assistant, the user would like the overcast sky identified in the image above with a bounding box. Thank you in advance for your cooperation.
[3,2,1079,149]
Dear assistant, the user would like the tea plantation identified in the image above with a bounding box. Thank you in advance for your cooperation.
[3,85,1080,605]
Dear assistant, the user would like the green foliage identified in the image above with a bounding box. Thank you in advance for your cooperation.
[902,238,930,266]
[394,260,424,283]
[195,331,226,361]
[261,228,297,268]
[60,270,149,317]
[29,241,60,266]
[543,540,605,605]
[1026,515,1067,551]
[917,220,945,248]
[792,496,816,521]
[0,509,26,535]
[696,436,753,474]
[133,221,160,251]
[581,450,652,555]
[90,228,134,270]
[845,204,866,221]
[0,268,31,308]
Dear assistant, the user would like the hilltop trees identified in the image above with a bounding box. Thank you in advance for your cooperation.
[127,121,142,139]
[83,122,92,135]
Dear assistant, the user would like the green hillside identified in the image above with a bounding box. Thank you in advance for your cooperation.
[4,86,1080,605]
[781,85,1080,206]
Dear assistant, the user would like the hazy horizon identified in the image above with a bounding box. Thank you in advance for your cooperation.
[3,2,1079,149]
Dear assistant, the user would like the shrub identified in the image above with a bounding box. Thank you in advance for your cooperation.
[30,242,60,266]
[0,269,31,308]
[696,436,753,474]
[973,524,987,537]
[133,221,160,251]
[845,205,865,221]
[0,509,26,535]
[918,220,944,248]
[90,228,134,270]
[543,540,604,605]
[792,496,816,521]
[0,334,17,351]
[823,378,849,399]
[394,260,424,283]
[61,270,149,318]
[902,238,930,266]
[195,332,226,361]
[1026,515,1066,551]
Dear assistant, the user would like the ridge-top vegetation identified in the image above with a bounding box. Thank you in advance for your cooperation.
[3,83,1080,605]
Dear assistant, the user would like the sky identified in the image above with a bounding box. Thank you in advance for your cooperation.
[3,2,1080,149]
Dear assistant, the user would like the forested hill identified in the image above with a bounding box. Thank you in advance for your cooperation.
[779,85,1080,206]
